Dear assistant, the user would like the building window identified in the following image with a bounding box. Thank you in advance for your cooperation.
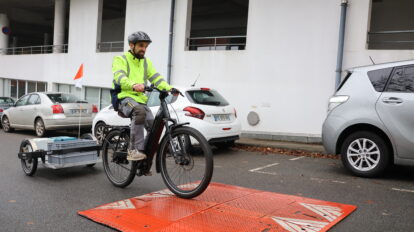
[10,80,17,98]
[58,84,71,93]
[187,0,249,51]
[18,80,26,98]
[28,81,36,93]
[368,0,414,49]
[97,0,126,52]
[0,79,47,99]
[56,83,111,109]
[85,87,100,106]
[100,88,111,109]
[37,82,47,92]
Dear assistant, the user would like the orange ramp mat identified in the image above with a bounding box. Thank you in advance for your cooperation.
[78,183,356,232]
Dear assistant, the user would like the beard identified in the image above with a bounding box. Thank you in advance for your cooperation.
[135,51,145,59]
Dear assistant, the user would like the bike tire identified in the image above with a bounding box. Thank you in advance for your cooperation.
[102,130,137,188]
[159,126,213,199]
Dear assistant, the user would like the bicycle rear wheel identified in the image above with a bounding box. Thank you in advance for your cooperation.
[102,130,137,188]
[159,126,213,199]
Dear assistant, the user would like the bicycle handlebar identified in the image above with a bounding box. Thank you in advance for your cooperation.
[144,85,184,97]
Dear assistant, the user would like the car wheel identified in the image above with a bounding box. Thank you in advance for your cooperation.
[35,118,47,137]
[340,131,390,177]
[94,122,106,144]
[215,140,236,149]
[2,116,14,132]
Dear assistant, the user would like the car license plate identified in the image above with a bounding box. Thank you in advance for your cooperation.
[214,114,230,121]
[71,109,87,114]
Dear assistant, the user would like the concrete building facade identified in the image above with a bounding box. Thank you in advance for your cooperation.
[0,0,413,142]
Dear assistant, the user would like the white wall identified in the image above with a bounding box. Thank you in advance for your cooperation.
[124,0,171,77]
[171,0,340,136]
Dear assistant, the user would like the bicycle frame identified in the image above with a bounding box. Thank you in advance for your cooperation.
[143,91,169,164]
[105,89,188,174]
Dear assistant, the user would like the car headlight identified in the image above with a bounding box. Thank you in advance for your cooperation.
[328,95,349,112]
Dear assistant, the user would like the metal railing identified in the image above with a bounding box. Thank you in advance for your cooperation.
[187,35,246,51]
[368,29,414,49]
[0,44,68,55]
[97,41,124,52]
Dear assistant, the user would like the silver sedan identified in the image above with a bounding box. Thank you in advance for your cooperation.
[1,92,98,137]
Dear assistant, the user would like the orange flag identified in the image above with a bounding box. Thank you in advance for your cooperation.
[73,64,83,88]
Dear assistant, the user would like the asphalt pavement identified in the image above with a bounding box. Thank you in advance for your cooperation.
[0,130,413,232]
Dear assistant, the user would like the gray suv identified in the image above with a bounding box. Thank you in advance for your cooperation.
[322,60,414,177]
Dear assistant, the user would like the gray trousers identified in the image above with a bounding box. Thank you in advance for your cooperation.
[119,98,154,151]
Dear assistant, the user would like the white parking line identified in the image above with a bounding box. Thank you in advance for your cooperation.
[249,162,279,175]
[310,177,346,184]
[391,188,414,193]
[332,180,347,184]
[289,156,305,161]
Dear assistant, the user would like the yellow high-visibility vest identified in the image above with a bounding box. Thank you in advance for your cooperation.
[112,51,171,104]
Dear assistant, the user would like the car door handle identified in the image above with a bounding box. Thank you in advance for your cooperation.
[382,97,403,104]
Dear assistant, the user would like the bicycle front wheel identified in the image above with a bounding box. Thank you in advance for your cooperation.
[102,130,137,188]
[159,126,214,199]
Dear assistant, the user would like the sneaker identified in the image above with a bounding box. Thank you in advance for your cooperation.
[127,149,147,161]
[144,170,153,176]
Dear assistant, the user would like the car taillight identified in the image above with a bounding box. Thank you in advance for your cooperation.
[0,109,3,113]
[51,105,64,114]
[200,88,210,91]
[92,105,98,113]
[328,95,349,112]
[183,107,205,120]
[234,108,237,118]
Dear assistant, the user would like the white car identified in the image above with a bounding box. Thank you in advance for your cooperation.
[92,87,241,148]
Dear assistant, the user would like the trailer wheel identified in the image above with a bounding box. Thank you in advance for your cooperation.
[20,140,38,176]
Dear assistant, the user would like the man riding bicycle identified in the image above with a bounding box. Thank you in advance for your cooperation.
[112,31,177,163]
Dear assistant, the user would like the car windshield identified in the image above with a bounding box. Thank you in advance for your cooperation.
[0,97,14,104]
[186,89,229,106]
[47,93,85,104]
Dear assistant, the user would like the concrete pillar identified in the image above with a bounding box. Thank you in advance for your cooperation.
[53,0,66,53]
[96,0,103,47]
[0,78,4,96]
[0,14,10,55]
[48,82,56,92]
